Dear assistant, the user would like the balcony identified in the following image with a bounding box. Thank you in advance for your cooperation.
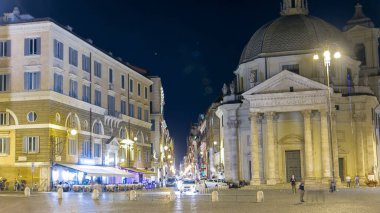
[105,110,122,119]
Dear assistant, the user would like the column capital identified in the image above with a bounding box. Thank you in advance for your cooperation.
[301,110,312,118]
[265,111,276,119]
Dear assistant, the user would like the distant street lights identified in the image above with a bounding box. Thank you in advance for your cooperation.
[313,47,341,179]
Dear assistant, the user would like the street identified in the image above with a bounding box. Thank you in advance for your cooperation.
[0,187,379,213]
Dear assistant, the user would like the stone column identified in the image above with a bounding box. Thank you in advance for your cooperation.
[331,112,340,182]
[354,113,366,181]
[265,112,277,185]
[320,110,332,182]
[250,112,260,185]
[302,110,314,182]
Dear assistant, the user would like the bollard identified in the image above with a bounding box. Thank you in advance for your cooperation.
[257,191,264,203]
[57,187,63,199]
[24,186,31,197]
[211,191,219,202]
[92,188,99,200]
[129,190,137,201]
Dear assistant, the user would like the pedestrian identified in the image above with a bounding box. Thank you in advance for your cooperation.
[290,175,296,194]
[345,175,351,188]
[329,179,336,192]
[354,175,359,188]
[299,180,305,202]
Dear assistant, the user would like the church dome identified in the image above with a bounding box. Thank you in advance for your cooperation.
[239,12,351,64]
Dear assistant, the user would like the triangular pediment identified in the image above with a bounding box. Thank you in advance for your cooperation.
[243,70,329,96]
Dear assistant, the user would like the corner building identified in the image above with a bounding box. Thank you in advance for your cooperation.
[0,8,153,191]
[217,0,379,185]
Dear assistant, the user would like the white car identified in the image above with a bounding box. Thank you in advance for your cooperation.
[205,179,227,188]
[177,179,196,193]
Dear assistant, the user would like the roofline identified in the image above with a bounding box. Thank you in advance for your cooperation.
[1,17,150,76]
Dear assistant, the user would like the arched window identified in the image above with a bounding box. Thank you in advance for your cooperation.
[94,122,102,134]
[119,128,126,139]
[355,43,366,66]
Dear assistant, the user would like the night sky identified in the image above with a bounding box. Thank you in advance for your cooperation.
[2,0,379,166]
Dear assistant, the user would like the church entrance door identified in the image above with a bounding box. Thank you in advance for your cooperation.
[286,150,301,182]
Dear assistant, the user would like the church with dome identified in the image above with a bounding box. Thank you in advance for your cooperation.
[213,0,380,185]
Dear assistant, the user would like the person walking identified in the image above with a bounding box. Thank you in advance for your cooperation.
[329,179,336,192]
[345,176,351,188]
[299,180,305,202]
[290,175,296,194]
[354,175,359,188]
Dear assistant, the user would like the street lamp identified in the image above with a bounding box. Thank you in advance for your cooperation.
[121,139,135,168]
[313,47,341,180]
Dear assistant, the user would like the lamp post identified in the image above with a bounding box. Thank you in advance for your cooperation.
[314,48,341,180]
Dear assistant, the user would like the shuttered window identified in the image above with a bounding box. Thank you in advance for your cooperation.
[0,138,10,155]
[69,47,78,66]
[53,73,63,93]
[68,139,77,155]
[53,39,64,60]
[22,136,39,153]
[24,72,40,91]
[0,40,11,57]
[24,38,41,55]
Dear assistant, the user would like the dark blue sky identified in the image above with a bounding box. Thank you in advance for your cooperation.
[2,0,379,165]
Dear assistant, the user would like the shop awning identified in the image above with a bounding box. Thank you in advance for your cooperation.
[57,163,134,177]
[123,167,156,175]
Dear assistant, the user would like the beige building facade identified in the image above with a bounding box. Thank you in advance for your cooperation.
[0,8,153,191]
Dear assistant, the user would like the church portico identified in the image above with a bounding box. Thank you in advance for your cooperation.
[243,71,336,185]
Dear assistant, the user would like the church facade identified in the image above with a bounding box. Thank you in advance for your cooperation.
[216,0,380,185]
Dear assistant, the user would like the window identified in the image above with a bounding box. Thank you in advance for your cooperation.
[137,83,141,96]
[107,95,115,116]
[149,85,153,93]
[0,112,9,125]
[94,122,102,134]
[22,136,39,153]
[137,107,142,120]
[95,90,101,107]
[69,79,78,98]
[82,85,90,103]
[129,103,134,117]
[53,73,63,93]
[129,79,133,93]
[151,119,155,131]
[68,139,77,155]
[24,72,40,90]
[144,87,148,99]
[144,109,149,122]
[0,138,10,155]
[121,75,125,89]
[121,100,126,115]
[138,149,141,161]
[69,47,78,66]
[355,43,366,66]
[282,64,299,74]
[82,55,90,72]
[0,40,11,57]
[109,68,113,83]
[0,74,10,92]
[120,128,126,139]
[82,140,91,158]
[27,111,37,122]
[94,143,101,158]
[94,61,102,78]
[24,38,41,55]
[130,148,134,161]
[53,39,64,60]
[150,101,153,113]
[54,137,63,155]
[145,150,149,162]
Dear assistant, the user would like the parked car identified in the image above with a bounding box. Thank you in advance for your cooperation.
[205,179,228,188]
[177,179,196,193]
[166,177,177,187]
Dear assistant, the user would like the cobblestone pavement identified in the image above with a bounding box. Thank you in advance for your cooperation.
[0,187,379,213]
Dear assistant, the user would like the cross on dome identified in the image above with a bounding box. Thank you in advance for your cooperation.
[280,0,309,16]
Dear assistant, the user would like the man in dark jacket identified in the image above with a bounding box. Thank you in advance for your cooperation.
[299,180,305,202]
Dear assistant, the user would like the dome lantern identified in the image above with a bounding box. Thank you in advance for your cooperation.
[280,0,309,16]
